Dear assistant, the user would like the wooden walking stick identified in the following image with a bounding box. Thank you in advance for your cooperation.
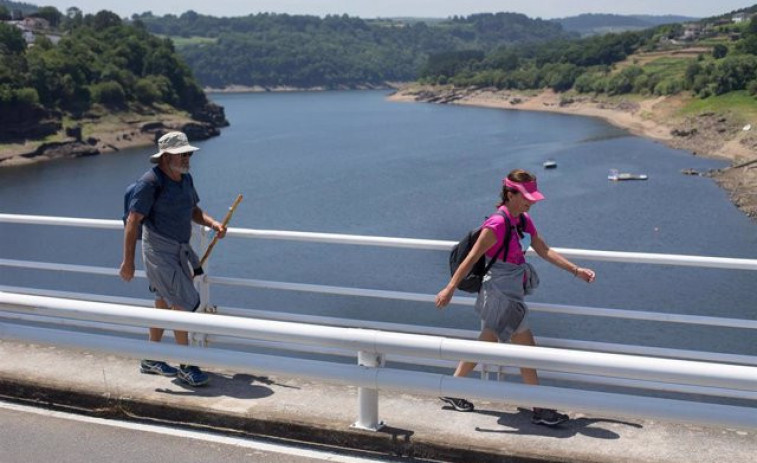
[195,194,243,274]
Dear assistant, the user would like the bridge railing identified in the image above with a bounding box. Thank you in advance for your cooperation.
[0,213,755,430]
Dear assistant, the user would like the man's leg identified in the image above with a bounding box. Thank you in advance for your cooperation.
[167,304,209,387]
[168,303,189,346]
[148,297,170,342]
[140,298,179,376]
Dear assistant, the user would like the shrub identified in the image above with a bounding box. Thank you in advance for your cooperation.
[748,80,757,96]
[90,80,126,107]
[134,78,160,105]
[653,78,683,95]
[712,44,728,59]
[14,87,40,105]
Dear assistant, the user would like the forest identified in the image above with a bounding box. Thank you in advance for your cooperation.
[134,11,576,88]
[417,12,757,100]
[0,8,215,140]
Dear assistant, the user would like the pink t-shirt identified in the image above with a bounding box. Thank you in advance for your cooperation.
[482,206,537,265]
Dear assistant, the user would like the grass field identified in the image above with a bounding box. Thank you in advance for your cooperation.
[679,91,757,122]
[162,36,217,49]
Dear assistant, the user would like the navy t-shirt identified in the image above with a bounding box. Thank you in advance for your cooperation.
[129,167,199,243]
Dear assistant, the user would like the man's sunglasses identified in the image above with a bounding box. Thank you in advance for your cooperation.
[173,152,193,158]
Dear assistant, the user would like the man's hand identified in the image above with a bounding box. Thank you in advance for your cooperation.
[211,221,227,239]
[119,260,135,282]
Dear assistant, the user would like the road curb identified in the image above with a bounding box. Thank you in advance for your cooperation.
[0,377,561,463]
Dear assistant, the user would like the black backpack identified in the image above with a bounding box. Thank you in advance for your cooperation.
[122,168,165,240]
[449,211,526,293]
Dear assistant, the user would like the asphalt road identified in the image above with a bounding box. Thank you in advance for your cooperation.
[0,400,410,463]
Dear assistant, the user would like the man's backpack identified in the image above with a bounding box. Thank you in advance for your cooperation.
[449,211,526,293]
[122,168,164,240]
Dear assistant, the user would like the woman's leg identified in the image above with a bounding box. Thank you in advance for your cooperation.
[453,328,499,377]
[441,328,499,411]
[510,329,539,385]
[511,329,568,425]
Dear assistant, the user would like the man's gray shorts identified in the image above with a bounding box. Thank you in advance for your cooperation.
[142,227,200,311]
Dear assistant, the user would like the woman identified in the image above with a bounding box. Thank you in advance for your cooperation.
[435,169,596,427]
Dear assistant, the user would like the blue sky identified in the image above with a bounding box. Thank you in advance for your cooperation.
[33,1,754,20]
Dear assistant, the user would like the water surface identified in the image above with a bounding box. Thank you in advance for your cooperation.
[0,90,754,356]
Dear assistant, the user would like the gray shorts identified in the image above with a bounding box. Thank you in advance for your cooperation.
[475,285,529,341]
[474,260,534,341]
[142,227,200,311]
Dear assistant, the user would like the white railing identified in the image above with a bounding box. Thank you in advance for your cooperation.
[0,213,756,431]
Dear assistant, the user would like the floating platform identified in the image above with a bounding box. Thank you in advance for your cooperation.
[609,172,648,181]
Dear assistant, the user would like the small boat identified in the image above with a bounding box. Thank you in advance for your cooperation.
[543,160,557,169]
[608,171,648,181]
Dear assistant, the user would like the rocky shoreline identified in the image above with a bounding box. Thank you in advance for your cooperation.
[0,105,229,169]
[203,82,401,94]
[389,85,757,221]
[0,120,220,168]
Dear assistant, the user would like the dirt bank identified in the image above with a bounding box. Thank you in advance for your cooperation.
[390,85,757,221]
[0,114,219,168]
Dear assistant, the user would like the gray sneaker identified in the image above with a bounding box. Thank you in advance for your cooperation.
[140,360,178,377]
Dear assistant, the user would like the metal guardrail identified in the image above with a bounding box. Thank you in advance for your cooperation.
[0,213,756,430]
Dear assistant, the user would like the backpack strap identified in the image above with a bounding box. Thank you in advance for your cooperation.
[137,167,165,221]
[516,214,526,239]
[482,211,513,276]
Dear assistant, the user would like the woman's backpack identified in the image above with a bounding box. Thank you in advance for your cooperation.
[449,211,525,293]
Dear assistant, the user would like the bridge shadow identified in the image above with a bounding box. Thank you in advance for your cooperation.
[155,372,293,399]
[472,407,642,439]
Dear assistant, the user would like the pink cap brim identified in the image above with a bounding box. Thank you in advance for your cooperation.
[504,178,545,202]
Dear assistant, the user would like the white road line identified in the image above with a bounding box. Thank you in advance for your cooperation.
[0,400,400,463]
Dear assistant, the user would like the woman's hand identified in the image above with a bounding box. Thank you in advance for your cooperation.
[435,286,455,309]
[575,267,596,283]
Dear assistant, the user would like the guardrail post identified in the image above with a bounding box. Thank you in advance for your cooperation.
[352,350,385,431]
[192,225,212,347]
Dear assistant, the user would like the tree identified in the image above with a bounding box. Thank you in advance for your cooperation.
[33,7,63,28]
[64,7,83,30]
[90,10,122,31]
[0,22,26,55]
[712,44,728,59]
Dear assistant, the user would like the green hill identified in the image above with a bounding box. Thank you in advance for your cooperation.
[418,10,757,101]
[0,8,226,146]
[135,11,577,89]
[0,0,37,17]
[554,13,697,36]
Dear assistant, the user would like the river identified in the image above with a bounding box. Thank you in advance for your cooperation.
[0,90,754,356]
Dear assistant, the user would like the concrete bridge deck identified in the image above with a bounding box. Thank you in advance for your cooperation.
[1,339,753,463]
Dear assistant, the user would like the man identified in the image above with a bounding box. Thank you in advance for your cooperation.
[119,131,226,387]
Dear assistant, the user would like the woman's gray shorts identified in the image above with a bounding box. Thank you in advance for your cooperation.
[474,284,529,341]
[473,260,536,341]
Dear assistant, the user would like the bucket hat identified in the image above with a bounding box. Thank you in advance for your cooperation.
[150,131,199,163]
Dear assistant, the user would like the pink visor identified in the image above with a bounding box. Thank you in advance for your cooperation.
[504,178,545,202]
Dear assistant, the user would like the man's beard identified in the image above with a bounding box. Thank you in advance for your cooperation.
[171,164,190,175]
